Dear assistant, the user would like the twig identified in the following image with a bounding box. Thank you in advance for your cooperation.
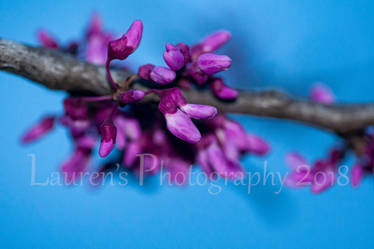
[1,38,374,133]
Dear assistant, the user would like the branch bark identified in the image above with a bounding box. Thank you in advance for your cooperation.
[1,38,374,133]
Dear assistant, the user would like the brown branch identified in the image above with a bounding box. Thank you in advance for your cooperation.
[1,38,374,133]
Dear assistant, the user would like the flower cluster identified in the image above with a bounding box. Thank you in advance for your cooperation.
[285,147,345,193]
[23,14,269,185]
[138,30,238,100]
[286,83,374,193]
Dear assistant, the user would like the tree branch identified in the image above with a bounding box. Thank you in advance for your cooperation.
[1,38,374,133]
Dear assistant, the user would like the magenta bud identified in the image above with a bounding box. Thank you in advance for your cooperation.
[311,170,335,194]
[61,148,91,183]
[138,64,155,80]
[164,109,201,143]
[21,116,55,143]
[206,143,244,179]
[197,53,231,75]
[150,66,176,84]
[189,62,208,84]
[180,104,217,119]
[123,141,141,166]
[177,43,191,64]
[63,98,88,120]
[163,43,185,71]
[210,78,238,100]
[86,12,102,38]
[201,30,231,53]
[119,90,145,104]
[37,30,59,49]
[285,152,309,170]
[76,135,97,150]
[246,134,270,156]
[107,20,143,61]
[86,32,112,65]
[351,164,364,187]
[99,120,117,157]
[310,82,335,104]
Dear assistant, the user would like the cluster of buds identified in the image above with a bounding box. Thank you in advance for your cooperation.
[285,147,345,193]
[138,30,238,100]
[285,83,374,193]
[23,14,270,185]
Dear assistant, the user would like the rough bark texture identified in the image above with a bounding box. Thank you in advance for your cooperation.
[1,38,374,133]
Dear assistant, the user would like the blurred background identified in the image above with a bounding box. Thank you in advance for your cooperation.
[1,0,374,248]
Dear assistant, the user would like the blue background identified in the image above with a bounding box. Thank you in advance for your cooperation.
[1,0,374,248]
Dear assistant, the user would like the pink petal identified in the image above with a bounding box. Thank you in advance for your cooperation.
[21,116,55,143]
[150,66,176,84]
[246,134,270,156]
[123,141,141,166]
[196,53,231,75]
[351,164,364,187]
[163,43,185,71]
[310,83,335,104]
[201,30,231,53]
[164,109,201,143]
[180,104,217,119]
[285,152,309,170]
[311,170,335,194]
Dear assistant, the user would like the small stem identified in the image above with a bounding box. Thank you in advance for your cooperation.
[105,60,119,90]
[110,102,119,119]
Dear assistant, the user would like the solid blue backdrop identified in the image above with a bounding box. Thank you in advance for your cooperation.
[1,0,374,248]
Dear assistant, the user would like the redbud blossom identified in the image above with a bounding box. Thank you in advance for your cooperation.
[119,90,145,104]
[150,66,176,84]
[200,30,231,53]
[210,78,238,100]
[99,120,117,157]
[138,64,155,80]
[107,20,143,61]
[176,42,191,64]
[310,82,335,104]
[351,164,364,187]
[163,43,185,71]
[37,30,59,49]
[196,53,232,75]
[21,116,55,143]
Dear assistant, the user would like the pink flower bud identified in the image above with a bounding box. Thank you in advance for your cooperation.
[246,134,270,156]
[311,170,335,194]
[163,43,185,71]
[351,164,364,187]
[138,64,155,80]
[176,42,191,64]
[63,98,88,120]
[179,104,217,119]
[285,152,309,170]
[21,116,55,143]
[107,20,143,61]
[210,78,238,100]
[164,109,201,143]
[61,148,91,183]
[99,120,117,157]
[123,141,141,166]
[86,32,112,65]
[197,53,231,75]
[201,30,231,53]
[86,12,102,39]
[310,82,335,104]
[37,30,59,49]
[119,90,145,104]
[206,143,244,179]
[189,62,208,84]
[150,66,176,84]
